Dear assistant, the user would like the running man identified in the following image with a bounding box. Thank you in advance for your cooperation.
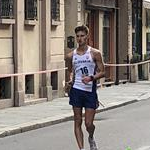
[66,25,105,150]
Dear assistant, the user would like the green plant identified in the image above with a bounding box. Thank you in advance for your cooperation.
[130,52,141,63]
[125,147,132,150]
[143,53,150,61]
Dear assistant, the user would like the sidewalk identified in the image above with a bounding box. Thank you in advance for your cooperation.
[0,81,150,138]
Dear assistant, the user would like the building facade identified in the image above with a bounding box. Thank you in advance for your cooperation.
[139,0,150,58]
[65,0,150,83]
[131,0,150,80]
[0,0,149,109]
[0,0,65,109]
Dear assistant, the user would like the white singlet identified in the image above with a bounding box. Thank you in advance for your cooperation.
[72,46,96,92]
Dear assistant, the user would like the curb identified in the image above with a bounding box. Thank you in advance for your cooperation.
[0,115,74,138]
[96,99,138,113]
[0,99,138,138]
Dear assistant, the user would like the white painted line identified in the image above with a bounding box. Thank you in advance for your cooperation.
[136,146,150,150]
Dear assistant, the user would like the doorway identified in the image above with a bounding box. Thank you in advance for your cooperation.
[103,11,114,81]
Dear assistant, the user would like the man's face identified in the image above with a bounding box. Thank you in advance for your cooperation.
[76,31,88,46]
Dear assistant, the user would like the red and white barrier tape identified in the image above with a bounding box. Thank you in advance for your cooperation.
[104,59,150,67]
[0,59,150,78]
[0,67,67,78]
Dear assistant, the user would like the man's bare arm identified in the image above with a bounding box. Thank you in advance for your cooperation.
[93,50,105,80]
[82,49,105,84]
[65,52,73,82]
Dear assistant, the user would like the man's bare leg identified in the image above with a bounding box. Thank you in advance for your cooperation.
[85,108,95,137]
[85,108,98,150]
[73,107,84,149]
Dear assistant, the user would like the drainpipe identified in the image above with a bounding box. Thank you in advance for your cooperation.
[135,0,139,55]
[135,0,142,79]
[115,0,119,85]
[139,0,142,60]
[139,0,143,79]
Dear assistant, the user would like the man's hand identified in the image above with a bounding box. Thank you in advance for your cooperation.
[65,80,73,95]
[81,76,92,84]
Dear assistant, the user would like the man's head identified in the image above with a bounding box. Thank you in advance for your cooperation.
[74,25,89,46]
[74,25,89,35]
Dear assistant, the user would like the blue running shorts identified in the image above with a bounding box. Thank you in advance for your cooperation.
[69,87,98,109]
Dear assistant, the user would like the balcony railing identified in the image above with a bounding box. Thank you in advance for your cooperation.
[25,0,37,20]
[0,0,14,19]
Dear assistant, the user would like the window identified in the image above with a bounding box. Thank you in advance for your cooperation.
[25,0,37,20]
[103,13,110,63]
[146,33,150,55]
[0,0,14,19]
[51,71,58,90]
[132,3,136,28]
[146,9,150,28]
[51,0,60,21]
[132,33,136,53]
[0,77,11,99]
[25,75,34,94]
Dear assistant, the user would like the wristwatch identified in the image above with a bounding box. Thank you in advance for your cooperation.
[90,75,95,81]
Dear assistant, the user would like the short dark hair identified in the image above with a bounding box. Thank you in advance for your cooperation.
[74,25,89,35]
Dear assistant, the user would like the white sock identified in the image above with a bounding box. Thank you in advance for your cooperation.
[80,149,85,150]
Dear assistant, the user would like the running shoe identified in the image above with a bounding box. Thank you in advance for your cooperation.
[88,136,98,150]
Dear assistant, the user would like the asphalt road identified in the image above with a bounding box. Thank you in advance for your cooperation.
[0,99,150,150]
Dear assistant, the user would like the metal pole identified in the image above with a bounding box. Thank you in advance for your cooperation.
[115,0,119,85]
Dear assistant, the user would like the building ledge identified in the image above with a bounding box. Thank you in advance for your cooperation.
[0,18,15,25]
[51,19,61,26]
[143,1,150,9]
[24,98,47,106]
[24,20,37,26]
